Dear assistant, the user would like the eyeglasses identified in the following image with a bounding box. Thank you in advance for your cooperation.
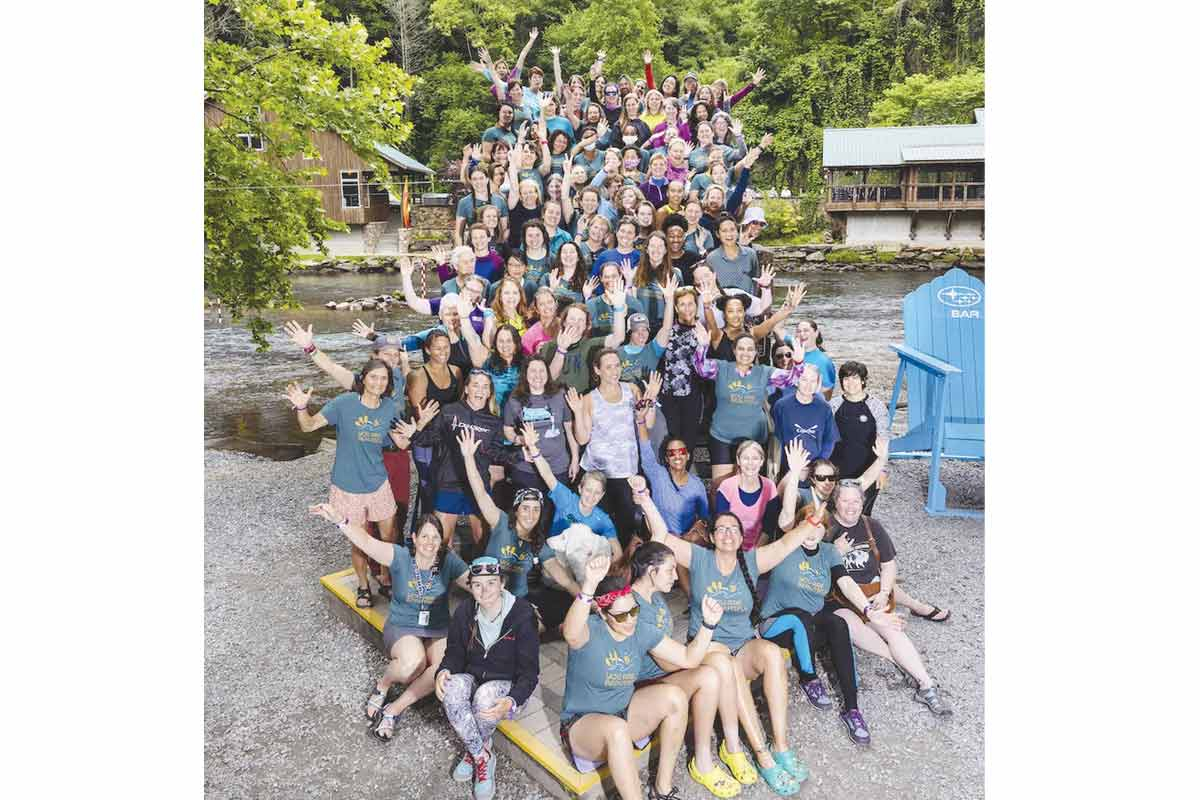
[605,89,620,95]
[812,473,837,483]
[469,562,501,577]
[666,447,689,457]
[714,525,741,535]
[605,605,640,623]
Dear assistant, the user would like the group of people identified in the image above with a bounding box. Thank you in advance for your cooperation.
[280,37,955,800]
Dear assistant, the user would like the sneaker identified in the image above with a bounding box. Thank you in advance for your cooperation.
[801,678,833,710]
[473,748,496,800]
[914,686,953,716]
[840,709,871,746]
[647,785,683,800]
[452,752,474,782]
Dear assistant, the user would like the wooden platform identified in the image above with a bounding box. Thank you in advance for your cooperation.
[321,567,692,799]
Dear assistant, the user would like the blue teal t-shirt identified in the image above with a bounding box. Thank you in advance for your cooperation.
[761,543,843,618]
[386,546,468,631]
[586,295,646,338]
[618,341,665,383]
[634,591,674,680]
[710,361,772,445]
[686,544,759,650]
[562,613,665,720]
[483,510,538,597]
[548,483,618,539]
[455,193,508,224]
[797,348,837,393]
[319,393,399,493]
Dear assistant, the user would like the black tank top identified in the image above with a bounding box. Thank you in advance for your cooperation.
[422,365,461,407]
[831,397,876,478]
[713,332,735,362]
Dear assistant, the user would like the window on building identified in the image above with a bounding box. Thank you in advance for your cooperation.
[363,170,390,209]
[341,171,361,209]
[237,133,264,151]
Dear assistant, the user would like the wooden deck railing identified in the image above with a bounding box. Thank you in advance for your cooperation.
[825,181,984,210]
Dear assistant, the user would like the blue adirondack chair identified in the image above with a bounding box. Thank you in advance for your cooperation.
[887,267,984,517]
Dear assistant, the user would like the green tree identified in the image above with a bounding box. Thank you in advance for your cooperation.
[204,0,414,349]
[408,54,494,171]
[868,68,984,126]
[545,0,663,79]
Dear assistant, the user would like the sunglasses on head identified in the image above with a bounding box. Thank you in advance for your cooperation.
[838,479,862,488]
[812,473,837,482]
[469,562,501,577]
[605,604,640,622]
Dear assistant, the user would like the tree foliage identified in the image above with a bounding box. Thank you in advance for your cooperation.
[204,0,414,349]
[868,68,984,126]
[545,0,663,79]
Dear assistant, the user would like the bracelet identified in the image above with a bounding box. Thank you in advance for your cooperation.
[576,592,594,603]
[701,618,717,631]
[293,405,307,413]
[862,600,875,616]
[556,347,569,356]
[526,449,542,459]
[303,344,316,355]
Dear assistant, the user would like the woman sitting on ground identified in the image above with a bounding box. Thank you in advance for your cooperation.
[309,504,469,740]
[285,360,401,608]
[824,479,954,715]
[436,555,540,800]
[560,551,726,800]
[647,441,829,797]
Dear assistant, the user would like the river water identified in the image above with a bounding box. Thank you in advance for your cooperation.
[204,269,982,460]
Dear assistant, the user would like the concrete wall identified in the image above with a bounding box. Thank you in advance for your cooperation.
[845,210,985,246]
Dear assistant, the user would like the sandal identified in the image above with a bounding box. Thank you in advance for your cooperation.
[373,711,398,741]
[688,758,741,798]
[915,605,951,622]
[365,684,387,721]
[718,741,758,786]
[757,764,800,797]
[356,586,372,608]
[769,749,809,783]
[377,581,392,600]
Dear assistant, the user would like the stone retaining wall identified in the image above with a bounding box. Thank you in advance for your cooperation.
[763,243,984,271]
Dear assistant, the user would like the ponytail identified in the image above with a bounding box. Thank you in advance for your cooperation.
[735,548,762,627]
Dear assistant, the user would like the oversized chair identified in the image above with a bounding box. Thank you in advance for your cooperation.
[887,267,984,518]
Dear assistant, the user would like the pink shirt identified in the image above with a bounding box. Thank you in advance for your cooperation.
[522,321,553,355]
[716,476,778,550]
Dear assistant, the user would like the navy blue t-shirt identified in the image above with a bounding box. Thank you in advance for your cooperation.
[770,393,840,483]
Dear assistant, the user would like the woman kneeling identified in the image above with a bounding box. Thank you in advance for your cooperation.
[436,556,541,800]
[561,552,726,800]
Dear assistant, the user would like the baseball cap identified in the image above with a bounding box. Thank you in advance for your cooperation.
[628,312,650,330]
[741,206,768,228]
[372,334,406,351]
[684,71,699,82]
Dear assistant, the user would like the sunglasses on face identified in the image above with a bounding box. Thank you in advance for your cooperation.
[605,605,640,622]
[666,447,689,457]
[774,351,793,360]
[605,89,619,95]
[469,562,501,577]
[812,473,837,483]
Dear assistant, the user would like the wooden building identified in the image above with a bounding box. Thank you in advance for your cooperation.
[203,102,433,227]
[822,109,984,245]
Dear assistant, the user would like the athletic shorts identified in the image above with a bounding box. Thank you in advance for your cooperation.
[383,622,446,653]
[330,480,397,526]
[434,490,478,516]
[708,434,767,466]
[559,708,650,773]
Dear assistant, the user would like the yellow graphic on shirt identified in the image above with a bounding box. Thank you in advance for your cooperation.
[603,648,638,687]
[354,412,385,444]
[704,580,747,612]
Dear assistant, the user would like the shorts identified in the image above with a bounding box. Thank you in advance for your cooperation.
[330,480,397,526]
[708,433,768,466]
[434,489,479,515]
[382,449,412,507]
[383,622,447,653]
[559,708,651,773]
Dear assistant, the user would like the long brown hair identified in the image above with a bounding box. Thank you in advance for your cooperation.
[490,277,531,323]
[634,231,674,288]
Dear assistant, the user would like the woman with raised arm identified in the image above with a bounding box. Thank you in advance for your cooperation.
[506,129,544,249]
[590,217,642,279]
[790,318,836,401]
[435,554,540,800]
[701,272,794,359]
[587,261,645,338]
[658,286,706,453]
[457,168,509,247]
[539,295,629,395]
[486,277,530,338]
[309,503,469,740]
[284,360,401,608]
[520,286,562,356]
[458,293,524,414]
[632,231,683,332]
[542,240,589,304]
[646,441,828,797]
[503,356,580,495]
[559,550,727,800]
[396,368,508,554]
[634,372,708,540]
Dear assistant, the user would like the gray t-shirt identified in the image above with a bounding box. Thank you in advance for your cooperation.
[762,542,843,618]
[710,361,773,445]
[705,245,759,294]
[386,547,468,631]
[686,544,759,649]
[634,591,674,680]
[562,613,665,720]
[503,391,574,476]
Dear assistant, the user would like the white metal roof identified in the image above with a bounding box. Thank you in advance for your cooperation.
[823,113,985,168]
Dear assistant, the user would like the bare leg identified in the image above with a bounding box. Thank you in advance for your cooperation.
[351,543,370,589]
[893,586,947,619]
[567,714,643,800]
[435,511,459,549]
[725,644,778,770]
[379,635,428,695]
[629,683,689,796]
[385,637,447,715]
[701,652,745,756]
[834,608,896,662]
[467,514,485,548]
[871,622,934,689]
[740,640,790,751]
[375,514,397,589]
[661,664,720,772]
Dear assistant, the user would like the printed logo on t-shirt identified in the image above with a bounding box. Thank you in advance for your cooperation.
[603,650,637,687]
[791,424,818,436]
[843,544,872,572]
[354,413,386,444]
[704,580,746,612]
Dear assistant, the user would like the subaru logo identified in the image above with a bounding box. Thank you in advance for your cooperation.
[936,286,981,308]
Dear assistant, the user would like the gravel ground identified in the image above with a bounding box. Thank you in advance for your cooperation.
[205,446,983,799]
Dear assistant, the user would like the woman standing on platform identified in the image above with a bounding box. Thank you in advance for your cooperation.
[309,504,469,740]
[559,550,726,800]
[284,360,400,609]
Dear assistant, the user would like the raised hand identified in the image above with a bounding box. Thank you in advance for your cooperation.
[521,421,540,451]
[582,551,611,591]
[550,45,560,57]
[699,287,718,308]
[595,50,606,62]
[662,274,679,302]
[700,595,726,627]
[471,143,483,162]
[644,370,663,402]
[308,503,342,525]
[557,320,583,348]
[692,320,707,343]
[754,266,776,287]
[399,256,414,279]
[782,285,804,313]
[596,119,609,137]
[582,275,600,298]
[548,271,563,292]
[457,426,481,457]
[731,118,743,138]
[759,132,774,150]
[283,320,314,351]
[416,398,441,427]
[682,141,695,157]
[784,439,811,476]
[529,26,539,41]
[564,387,584,415]
[430,244,450,265]
[351,319,375,339]
[606,275,627,305]
[642,50,653,64]
[462,143,473,160]
[478,47,492,66]
[283,382,312,409]
[752,67,766,85]
[391,417,417,441]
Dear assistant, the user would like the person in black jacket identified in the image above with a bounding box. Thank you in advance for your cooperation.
[435,556,540,799]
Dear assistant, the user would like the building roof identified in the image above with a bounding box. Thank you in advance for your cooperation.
[374,143,434,175]
[823,113,985,168]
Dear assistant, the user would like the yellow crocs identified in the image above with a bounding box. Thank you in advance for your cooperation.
[718,741,758,786]
[689,758,741,798]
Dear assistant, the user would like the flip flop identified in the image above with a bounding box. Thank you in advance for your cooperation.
[356,586,372,608]
[915,606,951,622]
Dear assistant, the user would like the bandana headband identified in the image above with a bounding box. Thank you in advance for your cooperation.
[595,584,632,609]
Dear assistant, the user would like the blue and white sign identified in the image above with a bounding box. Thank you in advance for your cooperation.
[936,286,981,308]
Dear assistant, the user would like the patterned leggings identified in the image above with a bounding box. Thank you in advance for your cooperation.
[442,674,522,756]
